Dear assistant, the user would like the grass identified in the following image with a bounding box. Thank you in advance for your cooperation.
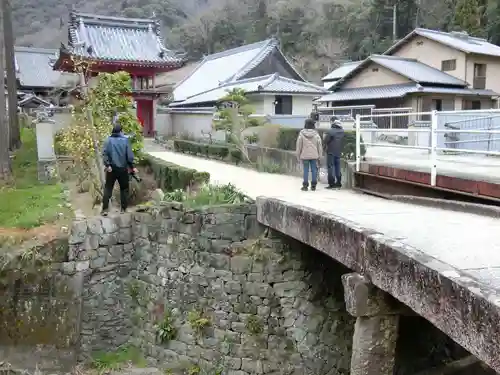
[91,345,146,373]
[0,128,66,229]
[163,183,250,208]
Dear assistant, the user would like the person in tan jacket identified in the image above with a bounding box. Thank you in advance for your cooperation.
[296,118,323,191]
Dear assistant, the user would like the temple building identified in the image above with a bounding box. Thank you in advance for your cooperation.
[53,11,185,136]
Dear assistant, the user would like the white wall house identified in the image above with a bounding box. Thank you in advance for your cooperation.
[157,38,327,137]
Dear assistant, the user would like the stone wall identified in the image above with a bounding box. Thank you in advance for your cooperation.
[0,239,82,372]
[245,145,355,188]
[68,214,136,357]
[63,203,356,375]
[127,203,354,375]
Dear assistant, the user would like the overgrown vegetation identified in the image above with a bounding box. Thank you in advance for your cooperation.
[163,183,250,207]
[255,158,287,174]
[156,309,178,343]
[58,69,144,200]
[245,315,264,335]
[0,128,68,229]
[91,345,146,373]
[173,139,243,164]
[145,156,210,192]
[187,310,211,336]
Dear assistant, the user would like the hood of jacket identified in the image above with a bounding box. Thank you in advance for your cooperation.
[331,120,343,129]
[300,129,318,138]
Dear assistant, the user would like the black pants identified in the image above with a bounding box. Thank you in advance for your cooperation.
[102,167,129,211]
[326,153,342,186]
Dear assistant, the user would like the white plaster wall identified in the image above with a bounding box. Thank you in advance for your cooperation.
[292,96,316,115]
[261,94,316,115]
[170,111,225,141]
[156,112,172,136]
[249,97,265,115]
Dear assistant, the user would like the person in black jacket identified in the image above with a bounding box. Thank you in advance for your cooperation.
[101,124,137,215]
[323,116,345,189]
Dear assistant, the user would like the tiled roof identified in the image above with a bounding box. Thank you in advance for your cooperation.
[317,83,497,102]
[18,94,51,107]
[332,55,467,89]
[385,28,500,57]
[171,73,327,106]
[322,61,363,81]
[65,11,183,66]
[155,63,199,88]
[173,38,305,102]
[15,47,77,88]
[371,55,466,86]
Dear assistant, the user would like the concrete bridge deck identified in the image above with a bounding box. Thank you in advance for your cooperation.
[146,147,500,372]
[361,146,500,199]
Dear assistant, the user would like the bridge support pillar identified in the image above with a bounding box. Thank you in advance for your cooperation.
[342,273,401,375]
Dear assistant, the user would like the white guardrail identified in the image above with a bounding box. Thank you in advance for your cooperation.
[355,109,500,187]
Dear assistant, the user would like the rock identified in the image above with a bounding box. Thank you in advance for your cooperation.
[151,189,165,203]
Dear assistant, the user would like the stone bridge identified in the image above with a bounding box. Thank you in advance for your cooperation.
[145,147,500,374]
[1,147,499,374]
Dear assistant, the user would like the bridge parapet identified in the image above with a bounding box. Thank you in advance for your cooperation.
[256,197,500,373]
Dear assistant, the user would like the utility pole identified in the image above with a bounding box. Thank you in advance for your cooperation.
[3,0,19,150]
[0,0,11,179]
[392,3,397,42]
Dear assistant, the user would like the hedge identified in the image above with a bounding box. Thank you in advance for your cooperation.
[277,128,366,160]
[142,155,210,192]
[173,139,243,164]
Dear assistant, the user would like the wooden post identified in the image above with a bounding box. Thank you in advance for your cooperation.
[3,0,19,150]
[0,0,11,179]
[79,72,105,188]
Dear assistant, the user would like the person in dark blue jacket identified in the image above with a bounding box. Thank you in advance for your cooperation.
[101,124,137,215]
[323,116,345,188]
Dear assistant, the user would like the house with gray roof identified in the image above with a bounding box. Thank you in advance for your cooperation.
[171,73,327,108]
[171,38,326,115]
[317,54,497,116]
[15,47,78,95]
[383,28,500,109]
[166,38,327,137]
[321,61,362,89]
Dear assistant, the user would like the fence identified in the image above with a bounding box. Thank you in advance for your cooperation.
[317,105,412,130]
[355,109,500,186]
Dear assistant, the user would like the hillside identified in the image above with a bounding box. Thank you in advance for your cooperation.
[10,0,500,81]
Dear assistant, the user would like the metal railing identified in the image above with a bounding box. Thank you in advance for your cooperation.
[355,109,500,187]
[317,105,374,122]
[371,107,413,129]
[317,105,412,128]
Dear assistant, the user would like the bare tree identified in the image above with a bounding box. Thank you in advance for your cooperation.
[3,0,19,150]
[0,0,11,180]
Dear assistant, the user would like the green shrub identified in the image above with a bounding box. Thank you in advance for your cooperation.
[276,127,366,160]
[173,139,240,163]
[229,148,243,164]
[164,183,249,208]
[53,130,68,155]
[143,156,210,192]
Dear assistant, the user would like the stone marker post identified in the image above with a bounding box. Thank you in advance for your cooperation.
[342,273,401,375]
[36,116,58,181]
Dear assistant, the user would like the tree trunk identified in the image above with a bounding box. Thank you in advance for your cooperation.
[3,0,19,151]
[0,0,11,180]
